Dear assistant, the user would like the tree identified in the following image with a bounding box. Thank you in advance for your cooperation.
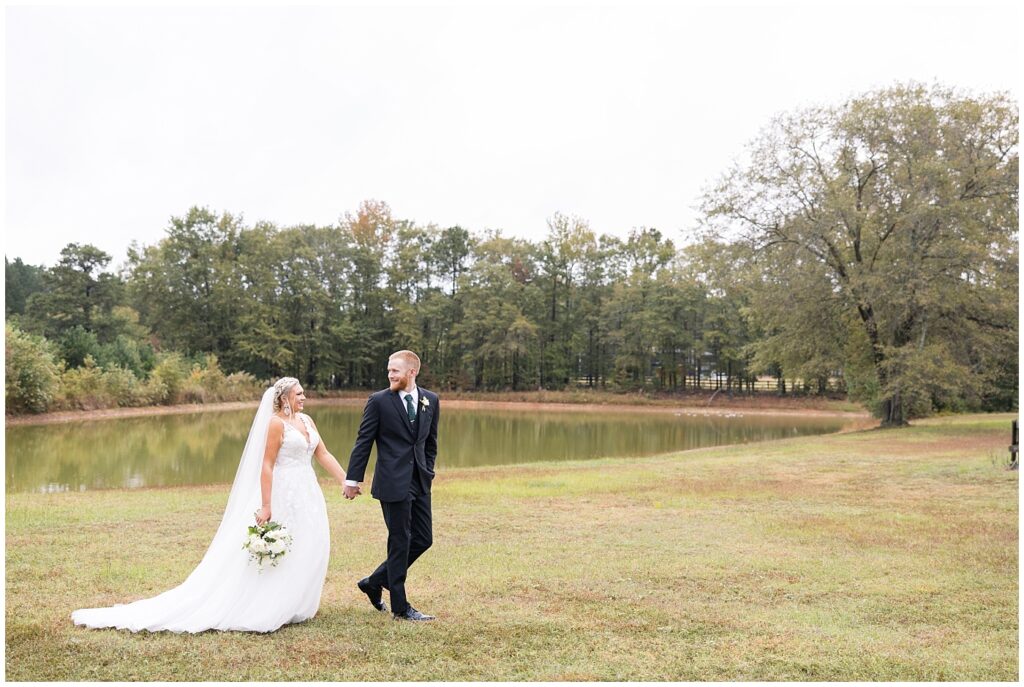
[230,221,296,379]
[341,200,396,387]
[703,83,1018,425]
[537,213,593,387]
[385,221,433,365]
[126,207,244,357]
[421,225,476,387]
[657,252,715,391]
[575,234,619,388]
[741,242,849,393]
[25,243,121,337]
[454,231,540,389]
[430,225,473,296]
[606,228,675,390]
[5,257,45,317]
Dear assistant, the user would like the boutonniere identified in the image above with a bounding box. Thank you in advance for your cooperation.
[420,397,430,409]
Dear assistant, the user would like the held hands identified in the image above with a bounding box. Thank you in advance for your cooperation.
[343,484,362,500]
[255,505,272,525]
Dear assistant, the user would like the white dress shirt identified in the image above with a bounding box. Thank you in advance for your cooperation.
[400,388,419,415]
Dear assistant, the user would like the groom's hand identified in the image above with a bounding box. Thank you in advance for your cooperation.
[343,484,362,500]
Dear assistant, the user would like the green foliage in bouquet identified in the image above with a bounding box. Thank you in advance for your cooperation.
[242,520,292,571]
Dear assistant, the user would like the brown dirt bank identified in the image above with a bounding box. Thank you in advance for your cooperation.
[6,393,870,427]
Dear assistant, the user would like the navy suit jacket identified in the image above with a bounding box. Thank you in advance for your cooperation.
[346,387,439,502]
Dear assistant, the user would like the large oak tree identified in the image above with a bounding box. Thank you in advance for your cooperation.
[703,83,1018,425]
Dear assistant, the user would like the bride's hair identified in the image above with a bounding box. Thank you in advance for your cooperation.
[272,377,301,414]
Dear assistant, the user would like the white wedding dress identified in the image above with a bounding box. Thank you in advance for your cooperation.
[72,390,331,633]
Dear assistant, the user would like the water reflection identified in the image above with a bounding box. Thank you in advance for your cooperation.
[5,405,850,493]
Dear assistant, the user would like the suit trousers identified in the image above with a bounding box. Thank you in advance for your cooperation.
[367,462,432,615]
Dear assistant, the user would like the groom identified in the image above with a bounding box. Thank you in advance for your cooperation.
[344,350,439,622]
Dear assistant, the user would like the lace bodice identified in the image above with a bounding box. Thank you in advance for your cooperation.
[275,414,320,469]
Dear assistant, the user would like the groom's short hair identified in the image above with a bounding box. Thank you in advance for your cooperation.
[389,350,420,372]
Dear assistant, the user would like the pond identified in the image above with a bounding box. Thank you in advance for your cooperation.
[4,402,856,493]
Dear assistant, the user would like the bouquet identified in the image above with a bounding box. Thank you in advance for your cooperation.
[243,521,293,571]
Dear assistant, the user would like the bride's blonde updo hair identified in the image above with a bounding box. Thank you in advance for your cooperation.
[272,377,301,415]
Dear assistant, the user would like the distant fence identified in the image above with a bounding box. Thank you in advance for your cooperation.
[571,376,844,394]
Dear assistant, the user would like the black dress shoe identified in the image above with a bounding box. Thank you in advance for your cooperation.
[393,606,435,622]
[357,578,387,612]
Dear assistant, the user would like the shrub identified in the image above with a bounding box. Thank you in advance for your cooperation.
[55,356,111,410]
[54,357,160,410]
[7,336,261,414]
[97,335,147,378]
[141,377,169,406]
[149,353,189,404]
[224,371,262,400]
[100,366,146,407]
[5,323,60,413]
[59,326,101,369]
[181,355,261,403]
[186,354,225,402]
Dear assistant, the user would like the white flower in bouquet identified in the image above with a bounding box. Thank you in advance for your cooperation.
[243,520,293,571]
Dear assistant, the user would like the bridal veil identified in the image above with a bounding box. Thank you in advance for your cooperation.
[72,387,278,632]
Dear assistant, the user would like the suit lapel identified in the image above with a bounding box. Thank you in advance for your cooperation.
[389,391,416,440]
[416,389,431,442]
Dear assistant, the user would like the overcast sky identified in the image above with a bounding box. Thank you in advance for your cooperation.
[4,1,1020,269]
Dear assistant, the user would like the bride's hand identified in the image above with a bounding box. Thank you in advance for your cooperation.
[255,506,271,525]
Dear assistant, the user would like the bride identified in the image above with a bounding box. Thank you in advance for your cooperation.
[72,377,351,633]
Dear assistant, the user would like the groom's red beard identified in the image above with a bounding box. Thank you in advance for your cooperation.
[389,376,410,392]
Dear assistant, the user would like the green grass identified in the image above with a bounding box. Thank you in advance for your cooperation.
[5,413,1018,680]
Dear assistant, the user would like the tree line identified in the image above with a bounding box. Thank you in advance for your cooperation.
[5,83,1018,425]
[6,206,765,399]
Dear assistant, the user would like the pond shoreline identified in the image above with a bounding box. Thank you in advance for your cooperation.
[6,395,870,427]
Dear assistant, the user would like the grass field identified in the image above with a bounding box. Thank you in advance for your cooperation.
[5,413,1018,681]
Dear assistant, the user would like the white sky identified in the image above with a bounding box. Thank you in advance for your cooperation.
[4,1,1020,269]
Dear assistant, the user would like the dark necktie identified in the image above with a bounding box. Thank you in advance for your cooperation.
[405,394,416,423]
